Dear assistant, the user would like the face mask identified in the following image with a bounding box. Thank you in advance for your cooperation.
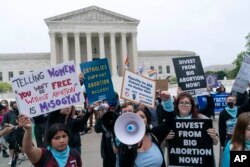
[227,102,234,108]
[79,80,83,86]
[13,108,19,115]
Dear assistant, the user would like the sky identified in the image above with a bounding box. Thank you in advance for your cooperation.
[0,0,250,67]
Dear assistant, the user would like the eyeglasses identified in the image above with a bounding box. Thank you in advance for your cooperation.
[122,110,133,113]
[178,102,191,107]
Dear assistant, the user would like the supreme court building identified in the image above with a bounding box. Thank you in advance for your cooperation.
[0,6,196,83]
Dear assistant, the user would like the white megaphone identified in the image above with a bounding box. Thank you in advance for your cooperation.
[114,112,146,145]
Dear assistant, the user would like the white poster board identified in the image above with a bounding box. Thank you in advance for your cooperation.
[232,53,250,93]
[121,70,156,108]
[11,61,84,117]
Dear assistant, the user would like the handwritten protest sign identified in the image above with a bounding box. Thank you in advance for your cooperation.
[80,58,115,104]
[232,53,250,93]
[172,56,208,96]
[11,61,84,117]
[168,119,213,167]
[121,70,156,108]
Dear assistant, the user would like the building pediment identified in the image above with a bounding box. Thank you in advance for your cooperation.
[45,6,139,24]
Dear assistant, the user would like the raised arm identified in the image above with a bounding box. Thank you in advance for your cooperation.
[18,114,42,164]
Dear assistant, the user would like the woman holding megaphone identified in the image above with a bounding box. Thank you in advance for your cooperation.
[117,106,172,167]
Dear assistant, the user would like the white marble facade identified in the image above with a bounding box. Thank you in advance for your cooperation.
[45,6,139,75]
[0,6,196,83]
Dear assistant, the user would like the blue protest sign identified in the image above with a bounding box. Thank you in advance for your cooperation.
[80,58,115,104]
[211,93,229,113]
[197,95,207,110]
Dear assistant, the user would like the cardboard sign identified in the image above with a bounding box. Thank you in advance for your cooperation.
[80,58,115,104]
[172,56,207,96]
[11,61,84,117]
[121,70,156,108]
[155,79,168,91]
[168,119,214,167]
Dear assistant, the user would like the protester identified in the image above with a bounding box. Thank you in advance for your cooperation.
[238,83,250,115]
[112,101,136,166]
[216,85,226,94]
[166,92,218,166]
[46,105,93,154]
[198,87,215,119]
[222,112,250,167]
[218,95,239,148]
[118,107,171,167]
[78,73,91,134]
[2,101,25,165]
[0,104,10,158]
[94,93,120,167]
[0,99,10,113]
[157,91,175,126]
[19,114,82,167]
[155,89,162,104]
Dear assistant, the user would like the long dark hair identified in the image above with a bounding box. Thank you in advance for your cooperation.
[119,107,152,167]
[46,123,70,146]
[133,107,152,130]
[231,112,250,151]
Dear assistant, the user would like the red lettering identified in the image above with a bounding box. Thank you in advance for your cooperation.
[51,79,72,90]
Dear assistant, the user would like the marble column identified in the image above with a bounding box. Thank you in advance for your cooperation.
[99,32,105,59]
[49,32,57,65]
[131,32,138,73]
[121,32,127,74]
[62,32,69,62]
[74,32,81,73]
[110,32,118,75]
[86,32,92,61]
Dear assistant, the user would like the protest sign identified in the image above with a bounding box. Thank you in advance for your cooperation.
[197,95,208,110]
[232,53,250,93]
[168,119,213,167]
[205,74,218,88]
[11,61,84,117]
[121,70,156,108]
[211,93,228,113]
[80,58,115,104]
[155,79,168,91]
[172,56,207,96]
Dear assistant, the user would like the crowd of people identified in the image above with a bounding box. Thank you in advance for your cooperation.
[0,72,250,167]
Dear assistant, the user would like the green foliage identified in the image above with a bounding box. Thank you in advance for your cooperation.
[228,32,250,79]
[245,32,250,50]
[0,82,12,93]
[228,51,245,78]
[169,76,177,84]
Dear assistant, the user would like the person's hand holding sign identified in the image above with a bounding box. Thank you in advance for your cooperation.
[207,128,218,145]
[166,130,175,140]
[18,114,32,129]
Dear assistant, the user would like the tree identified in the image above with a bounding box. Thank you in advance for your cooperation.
[228,33,250,78]
[169,75,177,84]
[228,52,245,78]
[0,82,12,93]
